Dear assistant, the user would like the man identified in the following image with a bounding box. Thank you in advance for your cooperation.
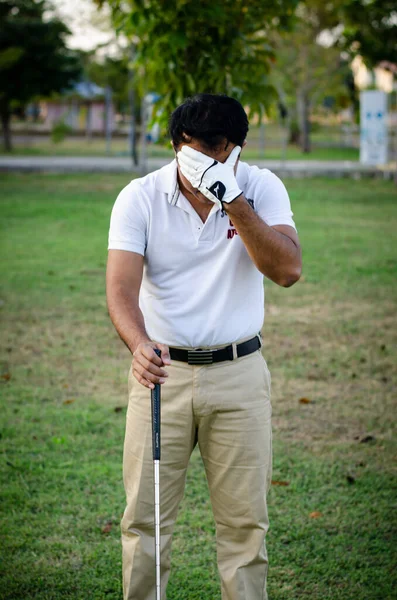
[106,93,302,600]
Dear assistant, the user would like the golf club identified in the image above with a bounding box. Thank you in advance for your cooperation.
[151,349,161,600]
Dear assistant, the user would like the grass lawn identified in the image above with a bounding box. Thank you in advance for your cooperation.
[0,172,396,599]
[1,133,360,162]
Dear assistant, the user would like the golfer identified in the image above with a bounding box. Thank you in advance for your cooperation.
[106,93,302,600]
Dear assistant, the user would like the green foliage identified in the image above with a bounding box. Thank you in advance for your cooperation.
[268,0,355,149]
[97,0,299,125]
[0,0,81,105]
[339,0,397,66]
[0,0,82,150]
[271,1,348,104]
[50,119,73,143]
[0,46,24,70]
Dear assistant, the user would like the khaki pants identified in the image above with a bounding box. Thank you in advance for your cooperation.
[121,346,273,600]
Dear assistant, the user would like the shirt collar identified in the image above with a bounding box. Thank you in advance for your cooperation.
[155,159,179,205]
[154,157,249,206]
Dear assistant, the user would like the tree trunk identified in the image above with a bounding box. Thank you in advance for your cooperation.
[297,90,311,154]
[128,45,138,167]
[286,102,299,145]
[128,81,138,166]
[288,110,300,145]
[140,92,148,176]
[259,122,265,157]
[0,102,12,152]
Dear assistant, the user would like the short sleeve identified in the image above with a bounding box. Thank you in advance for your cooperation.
[252,169,297,231]
[108,182,148,255]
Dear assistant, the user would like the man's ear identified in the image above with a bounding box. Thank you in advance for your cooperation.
[171,140,184,156]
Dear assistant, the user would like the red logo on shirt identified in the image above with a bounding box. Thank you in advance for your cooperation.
[227,218,238,239]
[227,228,238,239]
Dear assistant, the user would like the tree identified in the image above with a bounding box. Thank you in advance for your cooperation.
[278,0,397,153]
[96,0,299,126]
[82,51,130,118]
[77,46,141,163]
[339,0,397,67]
[0,0,81,151]
[269,0,350,153]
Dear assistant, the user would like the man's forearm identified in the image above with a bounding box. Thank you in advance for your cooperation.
[107,285,150,354]
[225,195,302,287]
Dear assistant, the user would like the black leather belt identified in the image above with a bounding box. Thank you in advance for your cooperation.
[169,335,261,365]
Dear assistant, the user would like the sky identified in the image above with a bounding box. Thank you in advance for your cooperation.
[51,0,115,51]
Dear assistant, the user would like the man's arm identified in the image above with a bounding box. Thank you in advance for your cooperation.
[176,145,301,286]
[225,196,302,287]
[106,249,170,389]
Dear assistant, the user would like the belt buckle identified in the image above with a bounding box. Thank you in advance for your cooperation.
[187,349,213,365]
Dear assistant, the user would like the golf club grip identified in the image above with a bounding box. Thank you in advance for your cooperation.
[151,349,161,461]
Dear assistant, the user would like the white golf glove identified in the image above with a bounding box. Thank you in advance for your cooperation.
[177,145,243,208]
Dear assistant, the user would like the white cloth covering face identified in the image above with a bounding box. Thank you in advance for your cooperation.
[176,145,243,207]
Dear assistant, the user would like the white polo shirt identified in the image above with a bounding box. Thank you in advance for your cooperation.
[108,159,297,348]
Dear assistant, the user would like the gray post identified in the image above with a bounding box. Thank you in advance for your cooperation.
[105,85,112,155]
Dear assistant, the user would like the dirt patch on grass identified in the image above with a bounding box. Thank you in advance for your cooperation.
[1,306,131,407]
[263,295,397,469]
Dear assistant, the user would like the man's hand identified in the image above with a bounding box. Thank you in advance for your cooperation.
[177,145,242,208]
[132,341,171,389]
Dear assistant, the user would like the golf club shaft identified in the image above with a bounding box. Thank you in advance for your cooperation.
[154,459,160,600]
[151,349,161,600]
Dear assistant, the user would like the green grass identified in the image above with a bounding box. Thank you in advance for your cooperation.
[1,173,396,599]
[1,129,360,162]
[1,142,360,162]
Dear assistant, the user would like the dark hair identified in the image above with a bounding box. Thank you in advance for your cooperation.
[169,93,249,150]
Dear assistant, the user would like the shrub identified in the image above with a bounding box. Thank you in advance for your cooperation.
[51,120,72,143]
